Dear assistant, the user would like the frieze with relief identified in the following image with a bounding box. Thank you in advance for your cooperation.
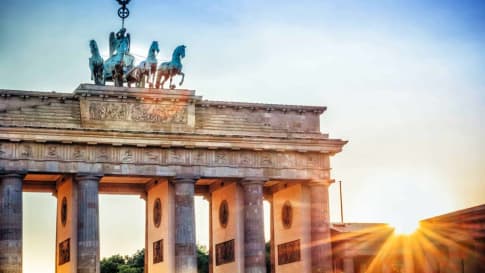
[87,101,187,123]
[0,142,328,171]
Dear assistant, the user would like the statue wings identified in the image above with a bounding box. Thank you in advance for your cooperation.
[109,32,116,56]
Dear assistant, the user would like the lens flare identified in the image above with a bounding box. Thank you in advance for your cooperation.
[391,220,419,235]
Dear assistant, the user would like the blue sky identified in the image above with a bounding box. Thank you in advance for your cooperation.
[1,0,484,272]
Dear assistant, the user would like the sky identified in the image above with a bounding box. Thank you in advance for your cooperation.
[1,0,484,272]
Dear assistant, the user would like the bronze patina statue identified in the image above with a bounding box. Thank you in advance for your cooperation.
[155,45,186,89]
[89,40,104,85]
[88,0,187,89]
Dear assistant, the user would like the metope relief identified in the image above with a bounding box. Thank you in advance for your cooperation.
[18,143,34,158]
[120,148,135,163]
[46,145,61,160]
[0,143,14,158]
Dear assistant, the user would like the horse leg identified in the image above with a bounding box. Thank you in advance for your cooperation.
[160,75,168,89]
[178,72,185,86]
[155,70,162,89]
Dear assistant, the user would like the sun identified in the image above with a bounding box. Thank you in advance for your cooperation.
[391,220,420,235]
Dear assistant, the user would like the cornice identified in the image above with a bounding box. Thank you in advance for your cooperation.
[0,127,347,154]
[197,100,326,115]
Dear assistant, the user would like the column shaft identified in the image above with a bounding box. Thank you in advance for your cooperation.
[310,181,333,273]
[173,176,197,273]
[76,174,101,273]
[208,193,213,273]
[242,178,266,273]
[0,173,24,273]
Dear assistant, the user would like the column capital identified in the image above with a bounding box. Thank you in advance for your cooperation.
[0,171,26,179]
[171,175,199,184]
[75,173,103,181]
[308,179,334,187]
[241,177,268,186]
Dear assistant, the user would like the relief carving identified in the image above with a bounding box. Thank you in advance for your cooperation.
[260,152,273,167]
[144,149,160,163]
[153,198,162,228]
[278,239,301,265]
[88,101,187,124]
[306,154,319,168]
[0,144,4,156]
[46,145,58,159]
[2,143,327,173]
[281,201,293,229]
[121,148,135,163]
[219,200,229,228]
[153,239,163,264]
[20,144,33,158]
[0,143,13,158]
[89,102,127,121]
[191,150,205,165]
[215,239,235,266]
[132,104,187,123]
[96,146,110,161]
[72,146,85,161]
[59,238,70,265]
[61,197,68,227]
[168,149,185,164]
[215,151,228,165]
[239,152,252,166]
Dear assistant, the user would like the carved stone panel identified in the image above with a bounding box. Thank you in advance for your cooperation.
[215,239,235,266]
[59,238,70,265]
[277,239,301,265]
[80,98,191,131]
[153,239,163,264]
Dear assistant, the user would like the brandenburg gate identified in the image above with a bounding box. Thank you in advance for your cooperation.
[0,84,346,273]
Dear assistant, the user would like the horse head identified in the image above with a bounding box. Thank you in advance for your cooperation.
[89,40,101,57]
[173,45,186,60]
[150,41,160,55]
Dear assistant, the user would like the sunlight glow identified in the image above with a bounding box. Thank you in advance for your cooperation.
[391,220,420,235]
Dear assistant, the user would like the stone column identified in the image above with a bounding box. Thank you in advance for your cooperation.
[0,173,24,273]
[267,195,275,273]
[242,177,267,273]
[173,176,198,273]
[309,180,333,273]
[343,258,354,273]
[76,174,101,273]
[207,193,213,273]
